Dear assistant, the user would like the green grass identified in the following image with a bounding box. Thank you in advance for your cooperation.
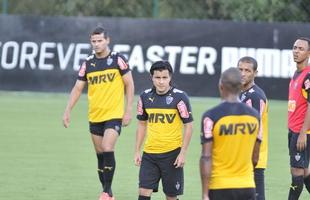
[0,91,308,200]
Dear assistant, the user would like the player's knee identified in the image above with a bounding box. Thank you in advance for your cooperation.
[139,188,152,197]
[291,167,305,177]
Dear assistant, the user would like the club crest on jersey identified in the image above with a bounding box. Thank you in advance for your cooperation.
[295,153,301,161]
[166,96,173,104]
[107,57,113,66]
[240,94,246,101]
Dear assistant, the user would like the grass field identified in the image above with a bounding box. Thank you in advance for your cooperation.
[0,91,308,200]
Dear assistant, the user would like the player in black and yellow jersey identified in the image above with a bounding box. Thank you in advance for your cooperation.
[238,56,269,200]
[63,27,134,200]
[134,60,193,200]
[200,67,261,200]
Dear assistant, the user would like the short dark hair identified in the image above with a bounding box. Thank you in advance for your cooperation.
[220,67,242,94]
[150,60,173,75]
[91,26,108,38]
[238,56,258,71]
[298,37,310,50]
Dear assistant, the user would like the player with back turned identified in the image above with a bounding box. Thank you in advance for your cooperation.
[200,67,261,200]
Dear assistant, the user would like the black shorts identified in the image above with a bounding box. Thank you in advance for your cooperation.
[288,130,310,168]
[209,188,256,200]
[89,119,122,136]
[139,148,183,197]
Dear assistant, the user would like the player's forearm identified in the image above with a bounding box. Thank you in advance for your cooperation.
[200,154,212,198]
[180,122,193,155]
[65,86,83,112]
[124,74,135,114]
[135,122,147,153]
[252,140,261,167]
[300,103,310,134]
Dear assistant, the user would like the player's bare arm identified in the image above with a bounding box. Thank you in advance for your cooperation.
[134,120,147,166]
[252,139,261,167]
[174,122,193,168]
[122,71,134,127]
[200,141,212,200]
[298,103,310,151]
[62,80,86,128]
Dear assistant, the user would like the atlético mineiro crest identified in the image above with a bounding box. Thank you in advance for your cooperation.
[295,153,301,161]
[166,96,173,104]
[240,94,246,101]
[107,57,113,66]
[175,181,180,190]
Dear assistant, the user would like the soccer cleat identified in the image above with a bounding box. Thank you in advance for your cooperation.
[99,192,115,200]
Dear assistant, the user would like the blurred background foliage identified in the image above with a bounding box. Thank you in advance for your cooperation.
[1,0,310,22]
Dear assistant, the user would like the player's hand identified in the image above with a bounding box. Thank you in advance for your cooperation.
[202,195,210,200]
[174,153,186,168]
[122,111,132,127]
[63,111,70,128]
[134,151,142,166]
[297,133,307,151]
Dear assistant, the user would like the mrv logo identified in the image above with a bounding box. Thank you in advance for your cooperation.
[88,73,115,85]
[219,122,257,135]
[148,113,176,123]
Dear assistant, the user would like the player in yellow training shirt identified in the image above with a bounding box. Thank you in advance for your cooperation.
[200,67,261,200]
[238,56,269,200]
[63,27,134,200]
[134,60,193,200]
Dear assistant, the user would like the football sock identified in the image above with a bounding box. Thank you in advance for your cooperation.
[96,153,105,190]
[288,175,304,200]
[304,174,310,193]
[138,195,151,200]
[103,151,115,196]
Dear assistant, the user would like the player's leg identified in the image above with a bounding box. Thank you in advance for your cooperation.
[303,134,310,193]
[303,170,310,193]
[101,125,120,197]
[138,152,160,200]
[90,122,106,192]
[159,148,183,200]
[288,131,305,200]
[254,168,265,200]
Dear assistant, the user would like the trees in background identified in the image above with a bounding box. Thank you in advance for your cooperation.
[2,0,310,22]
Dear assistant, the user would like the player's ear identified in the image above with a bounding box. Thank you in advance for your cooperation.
[106,36,110,44]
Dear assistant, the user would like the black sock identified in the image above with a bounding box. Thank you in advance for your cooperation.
[304,174,310,193]
[288,176,304,200]
[96,153,105,191]
[103,151,115,196]
[138,195,151,200]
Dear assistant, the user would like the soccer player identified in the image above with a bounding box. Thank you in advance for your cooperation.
[134,60,193,200]
[200,67,261,200]
[288,37,310,200]
[238,56,269,200]
[62,26,134,200]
